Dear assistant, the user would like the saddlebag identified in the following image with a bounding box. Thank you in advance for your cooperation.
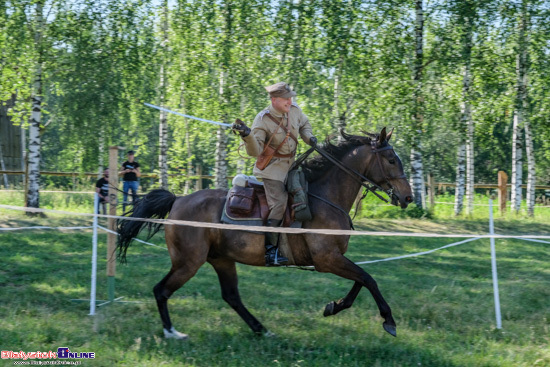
[227,186,255,214]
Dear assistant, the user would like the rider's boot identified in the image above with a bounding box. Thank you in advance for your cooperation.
[265,219,288,266]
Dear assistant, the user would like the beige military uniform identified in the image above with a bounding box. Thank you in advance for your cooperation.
[243,103,314,182]
[242,102,314,220]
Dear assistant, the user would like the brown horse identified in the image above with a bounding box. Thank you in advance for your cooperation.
[117,127,413,340]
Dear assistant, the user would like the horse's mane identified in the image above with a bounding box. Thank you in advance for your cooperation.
[302,130,382,182]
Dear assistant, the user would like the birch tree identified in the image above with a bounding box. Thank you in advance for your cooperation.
[157,0,169,189]
[26,0,46,209]
[519,1,535,216]
[410,0,426,209]
[511,0,530,214]
[453,0,476,216]
[214,0,232,190]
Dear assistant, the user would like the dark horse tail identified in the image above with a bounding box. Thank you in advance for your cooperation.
[117,188,177,263]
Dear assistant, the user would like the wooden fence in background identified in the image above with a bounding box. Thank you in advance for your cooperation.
[2,169,549,214]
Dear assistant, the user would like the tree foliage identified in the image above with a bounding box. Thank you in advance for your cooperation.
[2,0,549,194]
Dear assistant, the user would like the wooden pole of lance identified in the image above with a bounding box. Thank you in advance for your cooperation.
[107,146,123,301]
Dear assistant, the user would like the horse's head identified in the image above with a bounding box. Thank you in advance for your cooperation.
[365,127,413,209]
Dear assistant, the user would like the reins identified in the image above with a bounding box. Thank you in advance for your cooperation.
[312,145,390,203]
[308,192,355,230]
[289,137,406,227]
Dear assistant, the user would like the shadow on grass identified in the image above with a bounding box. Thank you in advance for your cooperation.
[1,226,549,366]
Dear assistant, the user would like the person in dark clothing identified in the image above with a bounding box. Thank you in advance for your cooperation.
[119,150,141,212]
[95,169,110,214]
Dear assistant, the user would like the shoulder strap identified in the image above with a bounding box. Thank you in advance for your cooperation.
[265,113,299,145]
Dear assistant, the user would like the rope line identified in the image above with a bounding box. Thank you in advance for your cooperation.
[289,237,484,269]
[1,204,550,240]
[353,237,482,264]
[0,226,92,231]
[97,225,166,249]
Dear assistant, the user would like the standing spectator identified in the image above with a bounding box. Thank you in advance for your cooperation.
[120,150,141,212]
[95,169,110,214]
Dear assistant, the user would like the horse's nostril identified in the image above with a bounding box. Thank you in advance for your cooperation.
[405,196,413,203]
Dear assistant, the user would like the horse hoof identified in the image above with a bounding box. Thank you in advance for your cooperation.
[323,301,335,317]
[383,322,396,337]
[163,327,189,340]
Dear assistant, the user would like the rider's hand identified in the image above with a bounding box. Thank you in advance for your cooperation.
[309,136,318,147]
[232,119,251,137]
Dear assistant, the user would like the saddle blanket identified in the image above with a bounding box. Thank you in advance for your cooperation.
[220,176,301,229]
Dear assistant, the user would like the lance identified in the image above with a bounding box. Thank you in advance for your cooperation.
[144,102,232,127]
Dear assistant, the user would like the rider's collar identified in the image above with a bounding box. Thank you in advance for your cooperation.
[268,104,285,118]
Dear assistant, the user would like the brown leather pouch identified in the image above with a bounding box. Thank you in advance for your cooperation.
[228,186,255,214]
[256,145,277,170]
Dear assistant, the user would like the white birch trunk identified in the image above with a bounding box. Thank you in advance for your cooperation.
[215,125,228,190]
[179,82,193,195]
[454,144,466,215]
[461,13,475,216]
[511,2,529,214]
[410,0,425,209]
[410,147,425,208]
[0,142,8,189]
[333,61,344,140]
[511,112,523,213]
[466,120,475,214]
[525,119,535,216]
[158,0,169,189]
[26,1,44,209]
[27,89,42,208]
[520,4,534,216]
[215,71,228,190]
[158,84,168,188]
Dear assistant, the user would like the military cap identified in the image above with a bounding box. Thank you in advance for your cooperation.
[265,82,296,98]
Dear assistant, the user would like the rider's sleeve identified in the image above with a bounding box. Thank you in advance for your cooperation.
[242,114,266,157]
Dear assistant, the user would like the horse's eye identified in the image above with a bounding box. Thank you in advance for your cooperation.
[389,159,396,164]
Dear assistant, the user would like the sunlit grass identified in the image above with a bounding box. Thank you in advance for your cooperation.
[0,215,549,366]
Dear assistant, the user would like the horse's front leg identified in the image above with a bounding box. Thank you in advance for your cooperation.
[323,281,362,317]
[314,253,396,337]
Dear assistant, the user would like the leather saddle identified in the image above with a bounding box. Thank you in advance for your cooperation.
[222,182,296,227]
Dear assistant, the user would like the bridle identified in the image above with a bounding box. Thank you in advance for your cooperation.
[299,140,405,204]
[289,138,407,229]
[366,140,407,201]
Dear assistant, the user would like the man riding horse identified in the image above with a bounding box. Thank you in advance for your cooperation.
[232,82,318,266]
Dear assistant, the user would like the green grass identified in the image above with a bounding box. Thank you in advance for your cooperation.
[354,191,550,222]
[0,190,96,213]
[1,210,549,366]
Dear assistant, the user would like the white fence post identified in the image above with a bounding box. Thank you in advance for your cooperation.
[89,193,99,316]
[489,198,502,329]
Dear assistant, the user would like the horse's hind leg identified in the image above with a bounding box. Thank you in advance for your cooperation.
[315,254,396,337]
[323,281,362,317]
[210,259,269,336]
[153,263,203,340]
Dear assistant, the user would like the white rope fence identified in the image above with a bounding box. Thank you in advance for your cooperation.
[97,225,165,249]
[0,225,92,231]
[2,204,550,240]
[2,197,549,325]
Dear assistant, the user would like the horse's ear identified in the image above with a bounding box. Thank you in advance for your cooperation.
[386,128,394,142]
[379,127,387,143]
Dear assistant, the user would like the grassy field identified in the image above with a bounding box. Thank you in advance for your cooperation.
[1,206,549,367]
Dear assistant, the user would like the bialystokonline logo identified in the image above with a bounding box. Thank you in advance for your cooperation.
[2,347,95,360]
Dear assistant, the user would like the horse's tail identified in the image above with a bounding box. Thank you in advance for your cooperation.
[117,188,177,263]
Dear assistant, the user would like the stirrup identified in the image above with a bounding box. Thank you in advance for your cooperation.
[265,247,288,267]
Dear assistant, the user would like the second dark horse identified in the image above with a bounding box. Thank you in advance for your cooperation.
[117,128,413,340]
